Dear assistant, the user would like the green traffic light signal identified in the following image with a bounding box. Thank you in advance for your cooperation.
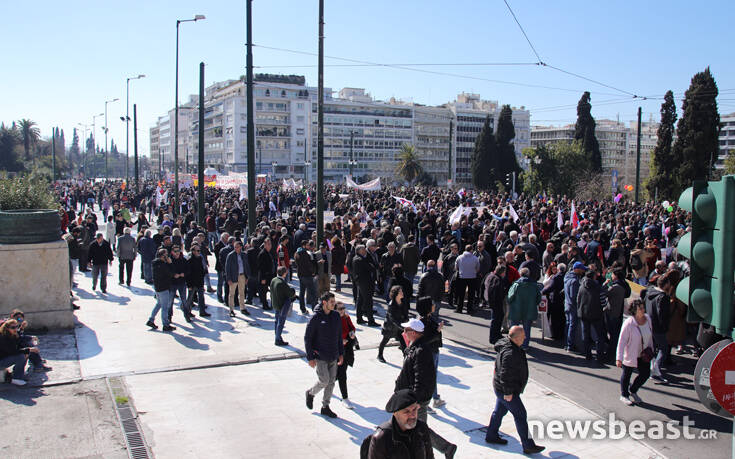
[676,176,735,336]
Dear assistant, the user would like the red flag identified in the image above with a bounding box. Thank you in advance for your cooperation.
[571,201,579,229]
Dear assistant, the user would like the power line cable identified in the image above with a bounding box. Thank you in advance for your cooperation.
[502,0,543,63]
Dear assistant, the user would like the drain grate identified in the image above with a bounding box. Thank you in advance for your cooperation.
[106,377,152,459]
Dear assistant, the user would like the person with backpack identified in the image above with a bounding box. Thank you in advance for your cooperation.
[630,242,653,286]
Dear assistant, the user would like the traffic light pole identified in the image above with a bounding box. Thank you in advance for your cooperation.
[316,0,325,246]
[245,0,256,237]
[635,107,642,203]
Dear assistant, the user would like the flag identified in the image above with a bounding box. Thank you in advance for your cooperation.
[508,203,519,222]
[155,187,168,207]
[457,188,466,199]
[392,196,417,213]
[449,205,464,224]
[571,201,579,229]
[557,208,564,229]
[530,220,534,234]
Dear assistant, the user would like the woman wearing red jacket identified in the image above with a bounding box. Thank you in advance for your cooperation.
[336,302,358,410]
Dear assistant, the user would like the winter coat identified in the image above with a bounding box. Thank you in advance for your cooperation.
[116,234,137,261]
[137,236,157,263]
[331,245,346,275]
[304,305,344,362]
[616,314,653,367]
[225,250,251,283]
[169,255,188,285]
[152,258,172,292]
[382,299,406,336]
[257,248,276,284]
[87,239,113,266]
[295,247,317,278]
[400,243,420,275]
[420,315,443,354]
[577,276,604,321]
[186,254,205,288]
[645,287,671,334]
[366,418,434,459]
[563,271,581,313]
[605,279,630,319]
[388,273,413,318]
[484,272,506,307]
[493,337,529,396]
[270,276,295,311]
[507,277,541,322]
[394,335,436,403]
[417,269,443,305]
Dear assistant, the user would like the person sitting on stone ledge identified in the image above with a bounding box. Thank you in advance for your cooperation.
[7,310,52,373]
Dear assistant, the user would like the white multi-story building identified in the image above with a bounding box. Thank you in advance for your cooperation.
[625,120,659,186]
[718,112,735,170]
[412,105,453,184]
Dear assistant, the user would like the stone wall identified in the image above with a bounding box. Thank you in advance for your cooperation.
[0,240,74,329]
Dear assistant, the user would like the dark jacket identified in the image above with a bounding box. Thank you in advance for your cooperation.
[645,287,671,334]
[420,244,440,264]
[484,272,506,307]
[270,276,295,311]
[304,305,344,362]
[388,272,413,318]
[381,251,403,277]
[225,250,251,283]
[295,247,317,278]
[563,270,582,313]
[186,254,205,288]
[420,315,443,354]
[401,243,420,274]
[170,255,188,285]
[353,254,375,289]
[152,258,172,292]
[214,240,226,272]
[542,271,565,312]
[0,334,29,359]
[87,239,113,266]
[417,268,443,305]
[137,236,157,263]
[577,276,604,321]
[366,418,434,459]
[382,299,407,336]
[257,248,276,283]
[331,245,347,275]
[394,335,436,403]
[493,337,529,396]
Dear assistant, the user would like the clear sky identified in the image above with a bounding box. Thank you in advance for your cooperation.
[2,0,733,157]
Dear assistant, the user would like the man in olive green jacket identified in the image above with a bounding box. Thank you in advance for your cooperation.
[271,266,296,346]
[507,267,541,348]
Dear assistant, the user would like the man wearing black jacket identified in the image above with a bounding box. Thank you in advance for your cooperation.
[417,260,443,317]
[213,232,229,303]
[353,245,378,326]
[645,273,674,384]
[485,326,544,454]
[257,238,276,310]
[168,245,192,323]
[485,265,507,344]
[148,249,175,332]
[186,244,210,317]
[87,233,113,293]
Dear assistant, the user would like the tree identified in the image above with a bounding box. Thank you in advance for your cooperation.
[671,67,720,194]
[471,116,497,189]
[646,90,677,200]
[395,143,423,183]
[724,149,735,175]
[495,105,520,179]
[17,118,40,161]
[574,92,602,172]
[521,144,557,195]
[0,123,23,172]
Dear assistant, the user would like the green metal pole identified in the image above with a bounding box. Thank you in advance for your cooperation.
[198,62,205,227]
[635,106,642,203]
[316,0,325,245]
[246,0,256,237]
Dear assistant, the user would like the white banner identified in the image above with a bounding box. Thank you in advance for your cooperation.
[345,176,381,191]
[239,184,247,201]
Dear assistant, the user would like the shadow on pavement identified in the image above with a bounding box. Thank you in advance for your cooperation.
[0,385,46,406]
[314,412,374,445]
[74,320,103,360]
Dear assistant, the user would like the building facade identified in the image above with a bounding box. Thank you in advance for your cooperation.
[718,112,735,170]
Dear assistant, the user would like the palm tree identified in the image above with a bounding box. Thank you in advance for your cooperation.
[17,119,40,161]
[395,143,423,184]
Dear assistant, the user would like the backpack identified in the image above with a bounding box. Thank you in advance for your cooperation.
[630,253,643,271]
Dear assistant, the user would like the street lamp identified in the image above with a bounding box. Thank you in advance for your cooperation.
[174,14,206,215]
[348,159,358,179]
[104,97,119,180]
[271,161,278,179]
[122,74,145,183]
[304,160,312,184]
[349,129,356,177]
[77,123,90,179]
[92,113,104,179]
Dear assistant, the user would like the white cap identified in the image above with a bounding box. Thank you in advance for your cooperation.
[401,318,424,333]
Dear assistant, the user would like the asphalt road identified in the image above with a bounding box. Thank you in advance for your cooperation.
[435,304,732,459]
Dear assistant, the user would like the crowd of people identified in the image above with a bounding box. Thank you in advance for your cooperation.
[2,177,714,455]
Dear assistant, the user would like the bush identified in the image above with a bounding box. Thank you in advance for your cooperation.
[0,174,58,210]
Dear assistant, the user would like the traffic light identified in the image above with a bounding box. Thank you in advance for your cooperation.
[505,172,512,188]
[676,175,735,336]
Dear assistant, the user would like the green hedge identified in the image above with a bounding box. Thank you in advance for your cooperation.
[0,174,58,210]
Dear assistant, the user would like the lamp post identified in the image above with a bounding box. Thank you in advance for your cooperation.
[304,160,311,184]
[92,113,104,179]
[348,159,358,179]
[77,123,90,179]
[349,130,355,177]
[271,161,278,180]
[124,74,145,184]
[104,97,119,180]
[174,14,206,216]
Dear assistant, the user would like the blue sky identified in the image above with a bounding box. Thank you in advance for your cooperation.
[1,0,733,157]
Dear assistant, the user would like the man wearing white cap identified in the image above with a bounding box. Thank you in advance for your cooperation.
[394,318,457,458]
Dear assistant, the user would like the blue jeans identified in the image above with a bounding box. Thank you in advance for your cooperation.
[142,261,153,284]
[275,299,292,341]
[652,333,669,376]
[207,232,217,250]
[299,276,317,311]
[335,272,342,290]
[169,282,190,317]
[0,354,27,379]
[565,309,578,350]
[432,351,440,400]
[511,320,532,348]
[635,277,648,286]
[186,286,206,314]
[217,270,226,299]
[580,318,606,360]
[150,289,172,327]
[383,276,391,301]
[486,390,535,449]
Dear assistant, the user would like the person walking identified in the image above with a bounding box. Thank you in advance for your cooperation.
[336,301,358,410]
[295,240,318,314]
[225,240,251,317]
[645,273,674,384]
[577,269,607,363]
[507,267,541,349]
[418,259,444,318]
[363,390,433,459]
[454,245,479,314]
[116,227,137,286]
[616,299,653,405]
[485,264,507,344]
[271,266,296,346]
[378,285,408,363]
[563,262,586,352]
[485,325,545,455]
[417,296,446,410]
[147,249,175,332]
[137,229,157,285]
[87,232,113,293]
[394,317,457,458]
[257,238,276,310]
[185,244,210,318]
[168,245,192,323]
[353,245,378,326]
[304,292,344,419]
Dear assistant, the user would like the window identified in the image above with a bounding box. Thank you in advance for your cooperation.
[265,89,270,97]
[296,128,305,135]
[297,116,305,123]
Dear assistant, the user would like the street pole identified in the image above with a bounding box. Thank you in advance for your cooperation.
[198,62,205,226]
[52,128,56,182]
[92,113,103,180]
[174,15,205,216]
[349,130,354,177]
[448,118,453,188]
[126,75,145,184]
[635,106,642,203]
[245,0,256,237]
[316,0,325,246]
[104,97,119,180]
[512,171,516,198]
[133,104,139,192]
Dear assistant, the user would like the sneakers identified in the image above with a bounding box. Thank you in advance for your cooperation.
[433,398,446,408]
[11,379,27,386]
[320,406,338,418]
[146,320,158,330]
[629,392,643,404]
[342,398,354,410]
[620,395,634,406]
[306,390,314,409]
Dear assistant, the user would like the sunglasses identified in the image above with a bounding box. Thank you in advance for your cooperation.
[8,325,18,330]
[337,307,346,311]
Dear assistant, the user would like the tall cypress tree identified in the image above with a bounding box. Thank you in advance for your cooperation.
[574,91,602,172]
[647,90,677,200]
[495,104,519,179]
[671,67,720,194]
[471,116,496,190]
